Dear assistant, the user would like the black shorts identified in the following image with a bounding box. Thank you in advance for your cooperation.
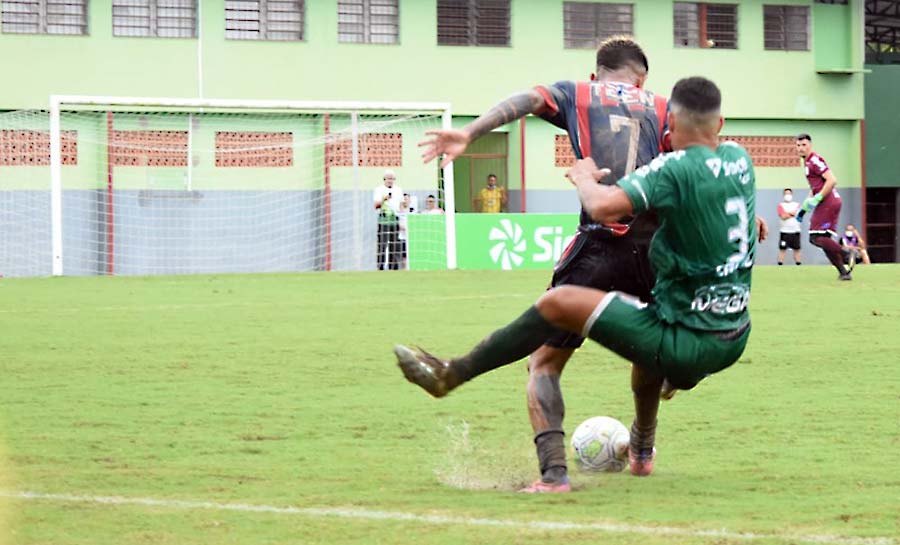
[779,232,801,250]
[545,233,655,349]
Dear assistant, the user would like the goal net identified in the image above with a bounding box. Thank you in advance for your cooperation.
[0,96,456,277]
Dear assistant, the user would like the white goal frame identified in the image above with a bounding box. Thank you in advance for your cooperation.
[49,94,458,276]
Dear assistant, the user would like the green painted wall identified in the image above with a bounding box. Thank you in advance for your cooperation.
[813,3,853,71]
[0,0,866,200]
[864,65,900,189]
[0,0,864,120]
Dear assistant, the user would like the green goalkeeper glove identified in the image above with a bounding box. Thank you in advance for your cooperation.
[797,192,824,222]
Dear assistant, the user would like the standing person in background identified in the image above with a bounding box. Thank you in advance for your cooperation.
[795,134,851,280]
[475,174,507,213]
[373,170,403,270]
[777,188,802,265]
[423,194,444,214]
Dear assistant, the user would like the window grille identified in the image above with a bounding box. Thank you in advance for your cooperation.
[437,0,510,47]
[563,2,633,49]
[226,1,304,41]
[113,0,196,38]
[338,0,398,44]
[1,0,87,35]
[674,2,737,49]
[764,5,809,51]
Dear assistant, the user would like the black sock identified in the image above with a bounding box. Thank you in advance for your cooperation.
[777,262,783,265]
[535,431,567,483]
[630,419,657,452]
[450,305,558,384]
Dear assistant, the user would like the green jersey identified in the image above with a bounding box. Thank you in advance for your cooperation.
[617,143,756,331]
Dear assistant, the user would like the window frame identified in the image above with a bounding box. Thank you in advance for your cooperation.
[563,2,634,50]
[112,0,197,39]
[225,0,305,41]
[436,0,511,47]
[763,4,809,51]
[0,0,89,36]
[673,1,738,50]
[337,0,399,45]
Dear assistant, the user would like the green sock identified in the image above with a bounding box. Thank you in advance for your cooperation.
[450,305,558,384]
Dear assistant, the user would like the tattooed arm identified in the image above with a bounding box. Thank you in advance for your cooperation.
[419,89,546,167]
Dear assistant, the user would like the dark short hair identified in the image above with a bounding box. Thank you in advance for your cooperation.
[670,77,721,115]
[796,133,812,142]
[783,188,793,193]
[487,173,497,179]
[596,36,649,74]
[427,194,436,199]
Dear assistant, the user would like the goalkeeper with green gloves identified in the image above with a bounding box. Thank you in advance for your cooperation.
[794,134,852,280]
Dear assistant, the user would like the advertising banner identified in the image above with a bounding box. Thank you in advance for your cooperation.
[408,213,580,271]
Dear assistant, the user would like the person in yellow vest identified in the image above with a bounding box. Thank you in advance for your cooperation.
[476,174,507,213]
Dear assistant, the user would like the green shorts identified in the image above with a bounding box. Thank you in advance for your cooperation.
[582,291,751,389]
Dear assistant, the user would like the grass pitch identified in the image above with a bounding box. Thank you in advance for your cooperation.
[0,266,898,545]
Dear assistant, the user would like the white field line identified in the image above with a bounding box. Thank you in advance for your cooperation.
[0,293,535,314]
[1,491,895,545]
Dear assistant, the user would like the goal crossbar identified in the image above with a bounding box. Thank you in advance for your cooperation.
[48,95,458,275]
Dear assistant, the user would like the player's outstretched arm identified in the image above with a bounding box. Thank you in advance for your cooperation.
[756,216,768,242]
[565,158,634,224]
[419,89,546,167]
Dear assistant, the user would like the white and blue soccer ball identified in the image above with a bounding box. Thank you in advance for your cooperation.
[571,416,630,473]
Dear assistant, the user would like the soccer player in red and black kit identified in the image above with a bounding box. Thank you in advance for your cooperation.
[795,134,852,280]
[418,37,669,492]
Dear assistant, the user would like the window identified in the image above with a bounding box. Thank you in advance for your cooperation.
[719,136,798,167]
[338,0,398,44]
[555,135,576,167]
[113,0,197,38]
[216,132,294,167]
[1,0,87,35]
[226,1,304,41]
[437,0,510,47]
[673,2,737,49]
[109,130,188,166]
[563,2,633,49]
[0,130,77,165]
[764,5,808,51]
[327,133,403,167]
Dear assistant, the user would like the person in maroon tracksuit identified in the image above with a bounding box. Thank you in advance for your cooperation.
[795,134,852,280]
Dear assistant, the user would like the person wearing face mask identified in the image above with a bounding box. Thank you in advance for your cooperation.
[776,188,802,265]
[840,224,871,266]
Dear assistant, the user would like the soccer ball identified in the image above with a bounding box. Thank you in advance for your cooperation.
[571,416,630,472]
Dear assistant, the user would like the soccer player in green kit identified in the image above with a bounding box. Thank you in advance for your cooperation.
[395,77,762,488]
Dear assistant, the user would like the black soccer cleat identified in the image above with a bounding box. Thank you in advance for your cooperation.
[394,345,455,398]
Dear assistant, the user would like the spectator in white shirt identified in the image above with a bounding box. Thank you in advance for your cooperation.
[777,188,802,265]
[373,170,404,270]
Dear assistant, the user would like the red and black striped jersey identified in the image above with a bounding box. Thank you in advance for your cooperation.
[536,80,669,241]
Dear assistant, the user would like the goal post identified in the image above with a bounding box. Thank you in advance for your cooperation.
[32,95,459,277]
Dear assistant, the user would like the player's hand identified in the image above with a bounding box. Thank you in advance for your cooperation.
[755,215,768,242]
[565,158,610,185]
[800,193,823,213]
[418,129,471,167]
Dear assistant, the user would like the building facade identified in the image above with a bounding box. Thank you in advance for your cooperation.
[0,0,869,271]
